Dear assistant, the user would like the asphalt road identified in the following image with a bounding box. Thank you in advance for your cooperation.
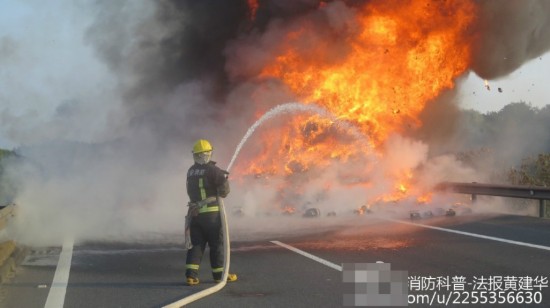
[2,213,550,308]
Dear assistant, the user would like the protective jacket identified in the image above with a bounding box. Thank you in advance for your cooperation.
[186,161,229,205]
[185,161,230,280]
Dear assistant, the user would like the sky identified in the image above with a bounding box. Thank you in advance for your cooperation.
[458,53,550,113]
[1,1,550,149]
[0,0,119,149]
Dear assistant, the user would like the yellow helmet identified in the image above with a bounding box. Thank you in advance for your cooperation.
[192,139,213,154]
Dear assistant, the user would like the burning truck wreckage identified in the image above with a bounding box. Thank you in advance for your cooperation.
[228,111,472,221]
[219,0,521,222]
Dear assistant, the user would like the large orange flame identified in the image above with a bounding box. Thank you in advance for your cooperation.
[260,0,476,143]
[235,0,479,205]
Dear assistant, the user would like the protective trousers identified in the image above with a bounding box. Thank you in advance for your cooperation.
[185,211,224,280]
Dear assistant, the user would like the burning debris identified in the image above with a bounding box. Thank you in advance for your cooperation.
[282,206,296,216]
[303,208,321,218]
[482,81,503,93]
[410,211,422,220]
[408,201,471,220]
[354,205,372,216]
[224,0,491,215]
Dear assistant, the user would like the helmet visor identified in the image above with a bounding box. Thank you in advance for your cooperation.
[193,151,212,165]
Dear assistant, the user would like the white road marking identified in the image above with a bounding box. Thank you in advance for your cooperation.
[387,218,550,252]
[270,240,342,271]
[44,238,74,308]
[272,218,550,275]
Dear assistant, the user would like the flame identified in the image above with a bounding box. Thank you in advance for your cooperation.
[355,205,369,215]
[416,193,433,204]
[282,206,296,215]
[234,0,479,205]
[258,0,477,145]
[484,79,490,91]
[248,0,259,20]
[235,114,365,176]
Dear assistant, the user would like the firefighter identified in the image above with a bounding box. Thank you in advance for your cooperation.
[185,139,237,286]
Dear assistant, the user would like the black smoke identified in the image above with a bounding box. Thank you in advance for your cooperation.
[471,0,550,79]
[82,0,550,149]
[84,0,341,150]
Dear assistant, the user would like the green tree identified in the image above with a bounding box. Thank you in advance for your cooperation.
[507,154,550,187]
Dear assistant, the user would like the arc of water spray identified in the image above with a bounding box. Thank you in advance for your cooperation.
[226,102,372,172]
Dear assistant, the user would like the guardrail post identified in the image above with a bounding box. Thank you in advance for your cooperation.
[471,194,477,205]
[540,200,549,219]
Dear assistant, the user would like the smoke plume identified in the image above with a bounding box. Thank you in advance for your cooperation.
[471,0,550,79]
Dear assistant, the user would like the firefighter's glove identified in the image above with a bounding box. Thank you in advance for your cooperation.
[188,202,200,217]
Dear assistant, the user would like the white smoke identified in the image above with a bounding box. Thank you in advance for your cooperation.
[0,1,123,145]
[1,1,214,246]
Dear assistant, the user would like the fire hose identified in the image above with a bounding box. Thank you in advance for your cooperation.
[162,195,231,308]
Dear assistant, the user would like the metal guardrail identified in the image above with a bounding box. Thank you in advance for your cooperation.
[0,204,16,232]
[435,182,550,218]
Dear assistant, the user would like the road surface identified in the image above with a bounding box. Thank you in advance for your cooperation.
[2,213,550,307]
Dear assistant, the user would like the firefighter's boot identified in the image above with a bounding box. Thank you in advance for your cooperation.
[186,277,200,286]
[214,273,237,283]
